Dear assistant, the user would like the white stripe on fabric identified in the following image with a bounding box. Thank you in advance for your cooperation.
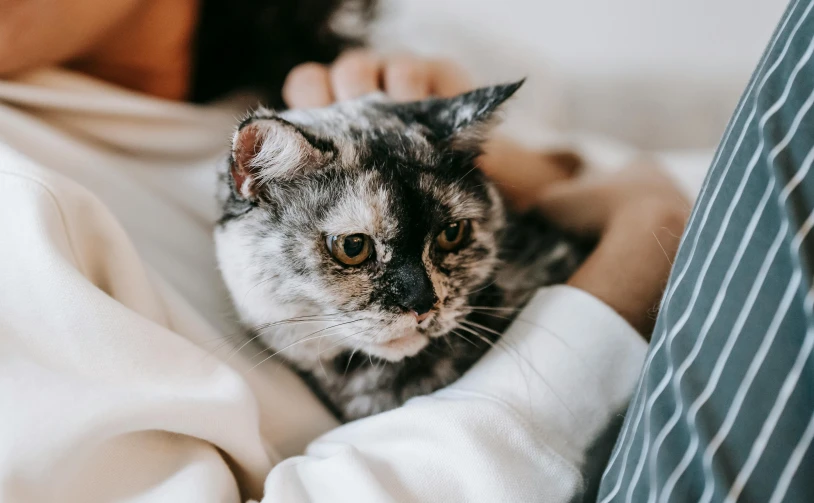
[697,269,802,503]
[656,222,788,502]
[724,219,814,501]
[650,82,814,503]
[648,180,777,503]
[596,3,814,498]
[624,27,814,503]
[698,143,814,502]
[768,408,814,503]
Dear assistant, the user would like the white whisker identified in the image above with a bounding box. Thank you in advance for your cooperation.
[246,319,364,372]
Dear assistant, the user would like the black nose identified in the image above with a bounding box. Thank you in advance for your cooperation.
[392,261,438,315]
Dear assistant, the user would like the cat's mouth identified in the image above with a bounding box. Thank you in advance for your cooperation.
[364,312,437,361]
[358,307,454,361]
[366,333,429,361]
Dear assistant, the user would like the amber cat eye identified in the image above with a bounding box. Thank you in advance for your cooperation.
[326,234,373,265]
[436,220,471,252]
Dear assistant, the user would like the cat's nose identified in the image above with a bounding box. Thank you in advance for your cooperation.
[392,261,438,321]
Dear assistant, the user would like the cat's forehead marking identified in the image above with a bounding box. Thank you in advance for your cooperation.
[278,97,435,167]
[320,171,396,241]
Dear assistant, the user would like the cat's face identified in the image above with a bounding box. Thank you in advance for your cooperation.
[215,82,521,368]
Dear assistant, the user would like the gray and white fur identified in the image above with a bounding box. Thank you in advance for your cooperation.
[215,81,587,421]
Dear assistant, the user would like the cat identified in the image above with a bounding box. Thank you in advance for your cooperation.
[215,81,588,421]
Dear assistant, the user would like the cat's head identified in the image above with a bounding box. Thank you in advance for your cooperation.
[215,81,522,367]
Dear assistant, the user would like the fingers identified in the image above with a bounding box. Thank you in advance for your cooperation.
[330,50,380,101]
[284,52,475,109]
[282,62,333,108]
[382,55,431,101]
[330,51,436,102]
[382,56,473,101]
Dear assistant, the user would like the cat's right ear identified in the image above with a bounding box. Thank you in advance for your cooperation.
[394,80,525,152]
[230,115,326,199]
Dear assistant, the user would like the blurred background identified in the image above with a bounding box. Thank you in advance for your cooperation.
[369,0,787,152]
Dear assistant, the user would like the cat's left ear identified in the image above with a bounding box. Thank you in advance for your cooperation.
[402,79,524,150]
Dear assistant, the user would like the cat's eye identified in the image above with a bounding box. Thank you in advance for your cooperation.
[436,220,471,252]
[326,234,373,265]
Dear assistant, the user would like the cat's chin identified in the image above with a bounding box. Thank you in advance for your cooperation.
[364,333,429,362]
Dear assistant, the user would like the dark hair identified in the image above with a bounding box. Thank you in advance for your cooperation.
[190,0,376,107]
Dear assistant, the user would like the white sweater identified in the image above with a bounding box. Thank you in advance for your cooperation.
[0,69,647,503]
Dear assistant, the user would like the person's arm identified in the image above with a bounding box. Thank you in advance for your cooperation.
[537,163,690,337]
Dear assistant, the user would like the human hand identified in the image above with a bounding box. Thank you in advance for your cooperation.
[282,49,473,107]
[537,161,690,337]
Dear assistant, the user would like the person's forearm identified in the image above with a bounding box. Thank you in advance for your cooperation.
[567,201,686,337]
[535,163,689,337]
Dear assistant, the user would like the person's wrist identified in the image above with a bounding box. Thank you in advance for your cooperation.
[568,198,686,338]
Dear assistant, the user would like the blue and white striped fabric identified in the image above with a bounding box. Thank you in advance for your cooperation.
[597,1,814,501]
